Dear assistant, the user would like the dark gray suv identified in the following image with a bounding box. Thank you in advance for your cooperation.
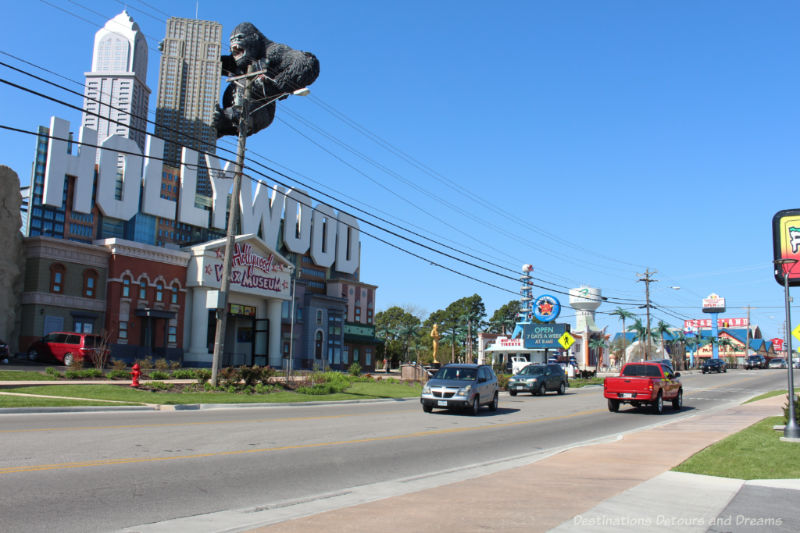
[420,364,499,415]
[507,363,567,396]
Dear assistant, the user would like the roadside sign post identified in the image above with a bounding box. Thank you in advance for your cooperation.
[774,257,800,440]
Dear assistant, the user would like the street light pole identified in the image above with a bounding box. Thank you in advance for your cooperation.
[775,258,800,440]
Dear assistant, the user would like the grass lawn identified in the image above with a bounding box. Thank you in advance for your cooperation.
[0,370,57,381]
[673,416,800,480]
[744,390,792,404]
[0,395,139,407]
[0,380,423,406]
[570,377,604,388]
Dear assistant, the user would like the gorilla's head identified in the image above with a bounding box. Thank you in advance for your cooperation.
[229,22,268,68]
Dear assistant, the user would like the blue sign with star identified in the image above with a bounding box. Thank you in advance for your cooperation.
[532,294,561,323]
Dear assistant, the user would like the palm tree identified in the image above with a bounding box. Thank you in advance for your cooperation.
[655,321,672,357]
[627,318,649,360]
[588,336,607,373]
[670,330,687,370]
[610,308,635,365]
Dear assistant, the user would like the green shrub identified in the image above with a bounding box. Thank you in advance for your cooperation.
[196,369,212,384]
[108,369,130,380]
[297,383,336,395]
[154,358,170,371]
[169,360,182,370]
[254,383,277,394]
[45,367,62,378]
[150,370,170,380]
[203,381,214,391]
[784,394,800,425]
[239,366,265,387]
[147,381,172,391]
[110,359,128,371]
[219,367,241,388]
[65,368,103,379]
[496,373,510,390]
[170,369,196,379]
[348,362,362,376]
[136,357,154,370]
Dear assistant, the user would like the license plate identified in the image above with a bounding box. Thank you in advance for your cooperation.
[437,400,447,407]
[515,385,524,390]
[620,393,634,398]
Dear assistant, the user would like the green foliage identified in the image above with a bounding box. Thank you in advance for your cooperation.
[107,369,130,380]
[146,381,172,391]
[488,300,521,335]
[218,367,240,388]
[254,383,277,394]
[65,368,103,379]
[196,369,212,384]
[150,370,170,380]
[496,373,510,390]
[110,359,128,371]
[203,381,214,391]
[348,362,362,376]
[783,394,800,425]
[297,383,337,395]
[136,357,154,370]
[170,360,182,370]
[45,367,62,379]
[170,369,197,379]
[154,358,170,371]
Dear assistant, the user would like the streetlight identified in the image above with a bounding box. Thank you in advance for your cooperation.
[774,258,799,440]
[210,64,309,386]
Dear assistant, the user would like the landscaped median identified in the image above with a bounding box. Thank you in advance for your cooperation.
[0,368,423,408]
[673,391,800,480]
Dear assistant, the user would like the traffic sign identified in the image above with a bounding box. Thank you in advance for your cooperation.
[792,324,800,343]
[558,332,575,350]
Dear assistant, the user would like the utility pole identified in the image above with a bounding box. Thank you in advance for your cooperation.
[637,269,658,360]
[745,305,751,359]
[211,64,255,386]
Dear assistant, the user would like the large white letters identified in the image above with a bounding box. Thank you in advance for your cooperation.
[38,116,360,272]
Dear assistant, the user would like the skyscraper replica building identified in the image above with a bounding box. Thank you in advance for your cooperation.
[82,11,150,152]
[154,17,222,197]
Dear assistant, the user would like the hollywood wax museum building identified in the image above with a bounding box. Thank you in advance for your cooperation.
[17,13,380,370]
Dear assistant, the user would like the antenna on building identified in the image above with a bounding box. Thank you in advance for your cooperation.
[195,1,199,19]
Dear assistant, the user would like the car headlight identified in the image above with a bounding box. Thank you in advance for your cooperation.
[455,384,472,397]
[422,384,431,394]
[529,378,537,383]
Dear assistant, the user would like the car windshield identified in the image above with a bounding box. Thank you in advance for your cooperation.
[518,365,544,376]
[621,364,662,377]
[434,367,477,381]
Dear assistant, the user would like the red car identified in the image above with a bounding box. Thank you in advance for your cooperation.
[27,332,105,366]
[603,361,683,414]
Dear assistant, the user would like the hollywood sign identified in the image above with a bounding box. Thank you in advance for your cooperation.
[41,117,360,274]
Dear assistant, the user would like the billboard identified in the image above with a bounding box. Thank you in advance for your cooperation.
[772,209,800,286]
[701,293,726,314]
[521,323,569,349]
[684,318,748,330]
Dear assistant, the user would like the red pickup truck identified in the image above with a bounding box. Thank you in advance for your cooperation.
[603,362,683,414]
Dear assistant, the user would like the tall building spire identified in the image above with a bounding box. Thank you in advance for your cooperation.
[82,11,151,152]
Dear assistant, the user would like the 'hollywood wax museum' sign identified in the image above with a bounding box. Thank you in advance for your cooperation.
[40,117,360,274]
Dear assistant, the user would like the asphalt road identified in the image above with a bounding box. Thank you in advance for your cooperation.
[0,369,791,532]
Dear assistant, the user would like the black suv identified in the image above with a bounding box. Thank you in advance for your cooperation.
[507,363,567,396]
[701,358,727,374]
[744,355,767,370]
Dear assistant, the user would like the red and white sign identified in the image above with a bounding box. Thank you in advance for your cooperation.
[772,338,785,352]
[497,337,525,348]
[702,293,726,313]
[684,318,748,330]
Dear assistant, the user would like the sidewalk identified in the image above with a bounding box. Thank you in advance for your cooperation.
[243,394,797,533]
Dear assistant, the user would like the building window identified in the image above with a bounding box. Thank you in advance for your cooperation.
[119,321,128,340]
[50,263,66,293]
[355,307,361,322]
[156,282,164,302]
[171,284,179,304]
[139,280,147,299]
[83,269,98,298]
[342,345,349,364]
[168,325,177,344]
[367,309,373,324]
[122,277,131,298]
[315,331,323,359]
[316,310,323,325]
[366,348,372,366]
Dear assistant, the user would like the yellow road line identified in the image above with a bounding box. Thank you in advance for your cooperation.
[0,408,604,475]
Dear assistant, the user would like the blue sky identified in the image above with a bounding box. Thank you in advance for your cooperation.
[1,1,798,341]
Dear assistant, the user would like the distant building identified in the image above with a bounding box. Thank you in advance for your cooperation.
[82,11,150,152]
[154,17,222,197]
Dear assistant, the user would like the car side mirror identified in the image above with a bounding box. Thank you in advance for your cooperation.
[674,372,681,378]
[478,376,486,383]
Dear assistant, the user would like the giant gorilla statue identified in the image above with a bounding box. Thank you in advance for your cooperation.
[214,22,320,138]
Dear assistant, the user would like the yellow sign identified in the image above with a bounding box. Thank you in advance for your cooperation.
[558,332,575,350]
[792,324,800,343]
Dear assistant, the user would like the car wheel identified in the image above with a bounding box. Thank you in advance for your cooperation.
[422,404,433,413]
[27,349,39,362]
[63,353,74,366]
[608,398,620,412]
[470,396,480,416]
[538,383,547,396]
[509,390,517,397]
[489,392,498,412]
[672,389,683,410]
[558,381,566,395]
[652,392,663,415]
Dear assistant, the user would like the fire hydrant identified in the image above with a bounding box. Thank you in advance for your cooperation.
[131,363,141,388]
